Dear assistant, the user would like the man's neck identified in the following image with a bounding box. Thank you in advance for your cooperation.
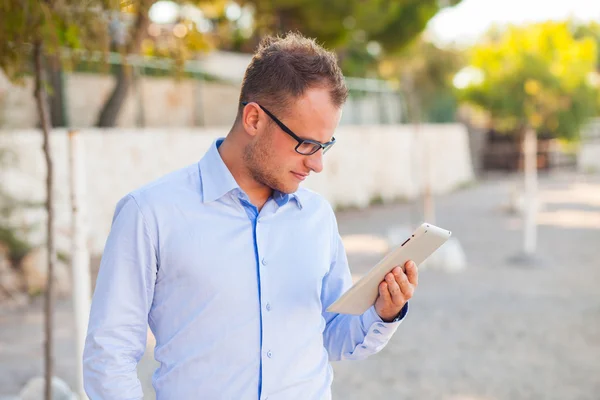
[218,135,272,211]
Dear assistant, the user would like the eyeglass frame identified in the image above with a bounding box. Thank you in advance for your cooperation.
[241,101,336,155]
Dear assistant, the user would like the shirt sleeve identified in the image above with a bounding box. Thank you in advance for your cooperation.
[83,194,158,399]
[321,213,408,362]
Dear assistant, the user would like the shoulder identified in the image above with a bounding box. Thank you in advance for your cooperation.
[118,162,201,217]
[295,187,334,212]
[295,187,338,229]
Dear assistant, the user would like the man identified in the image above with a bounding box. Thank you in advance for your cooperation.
[83,32,418,400]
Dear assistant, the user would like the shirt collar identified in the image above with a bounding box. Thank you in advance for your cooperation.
[199,138,240,203]
[273,190,303,209]
[199,138,303,209]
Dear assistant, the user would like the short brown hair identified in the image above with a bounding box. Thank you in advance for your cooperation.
[238,32,348,118]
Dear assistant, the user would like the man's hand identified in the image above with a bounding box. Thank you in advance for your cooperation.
[374,260,418,322]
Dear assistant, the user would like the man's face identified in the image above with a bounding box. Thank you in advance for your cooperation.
[244,87,342,194]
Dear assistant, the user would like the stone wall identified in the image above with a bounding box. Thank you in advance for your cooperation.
[0,125,474,255]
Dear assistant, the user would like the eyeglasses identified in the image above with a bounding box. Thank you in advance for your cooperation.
[241,101,336,155]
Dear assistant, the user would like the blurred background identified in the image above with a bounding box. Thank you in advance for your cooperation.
[0,0,599,399]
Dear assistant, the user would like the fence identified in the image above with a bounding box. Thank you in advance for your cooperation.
[0,51,406,129]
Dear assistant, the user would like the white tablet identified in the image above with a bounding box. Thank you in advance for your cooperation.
[326,223,451,315]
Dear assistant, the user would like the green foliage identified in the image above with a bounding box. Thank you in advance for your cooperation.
[0,226,32,266]
[369,193,384,206]
[379,38,466,122]
[573,21,600,112]
[0,149,39,266]
[458,22,599,140]
[573,21,600,70]
[248,0,459,50]
[0,0,112,82]
[245,0,462,76]
[1,0,459,80]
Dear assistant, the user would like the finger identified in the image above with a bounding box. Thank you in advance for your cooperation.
[392,266,403,275]
[394,269,413,299]
[405,261,418,286]
[379,281,392,304]
[385,273,405,305]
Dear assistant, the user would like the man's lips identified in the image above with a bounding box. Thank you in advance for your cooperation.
[291,171,309,181]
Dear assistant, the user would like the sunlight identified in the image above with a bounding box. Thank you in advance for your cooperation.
[537,209,600,229]
[341,234,389,255]
[538,182,600,208]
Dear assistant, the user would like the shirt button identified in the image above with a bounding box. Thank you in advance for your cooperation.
[267,351,272,358]
[261,258,268,266]
[266,303,271,311]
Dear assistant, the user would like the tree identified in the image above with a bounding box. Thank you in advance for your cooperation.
[379,37,466,122]
[573,21,600,112]
[95,0,222,127]
[573,21,600,70]
[457,21,599,258]
[376,37,466,224]
[96,1,153,127]
[243,0,463,76]
[460,22,598,140]
[247,0,461,50]
[0,1,109,397]
[40,0,462,127]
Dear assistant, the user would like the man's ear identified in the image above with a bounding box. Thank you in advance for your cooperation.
[241,103,261,137]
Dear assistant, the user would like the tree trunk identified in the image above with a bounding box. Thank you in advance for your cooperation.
[46,54,67,127]
[96,5,149,128]
[95,63,132,127]
[34,39,56,400]
[277,8,296,33]
[68,130,92,400]
[422,136,435,224]
[403,70,435,226]
[523,126,538,256]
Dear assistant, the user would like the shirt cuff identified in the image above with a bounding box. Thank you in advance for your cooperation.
[361,302,409,332]
[392,302,409,322]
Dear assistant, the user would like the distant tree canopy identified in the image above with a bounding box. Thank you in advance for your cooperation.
[457,21,599,140]
[377,38,466,122]
[244,0,462,75]
[0,0,463,126]
[0,0,110,81]
[573,21,600,71]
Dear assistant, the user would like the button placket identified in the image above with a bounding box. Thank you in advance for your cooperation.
[255,218,274,375]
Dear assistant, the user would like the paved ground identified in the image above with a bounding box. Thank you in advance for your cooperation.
[1,171,599,399]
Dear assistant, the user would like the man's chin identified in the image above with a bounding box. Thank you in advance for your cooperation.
[275,181,299,195]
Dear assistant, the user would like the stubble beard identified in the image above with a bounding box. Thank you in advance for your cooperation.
[244,135,296,194]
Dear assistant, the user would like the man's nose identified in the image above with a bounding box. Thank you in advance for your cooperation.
[305,150,323,173]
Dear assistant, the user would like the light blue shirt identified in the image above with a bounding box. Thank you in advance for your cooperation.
[83,138,408,400]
